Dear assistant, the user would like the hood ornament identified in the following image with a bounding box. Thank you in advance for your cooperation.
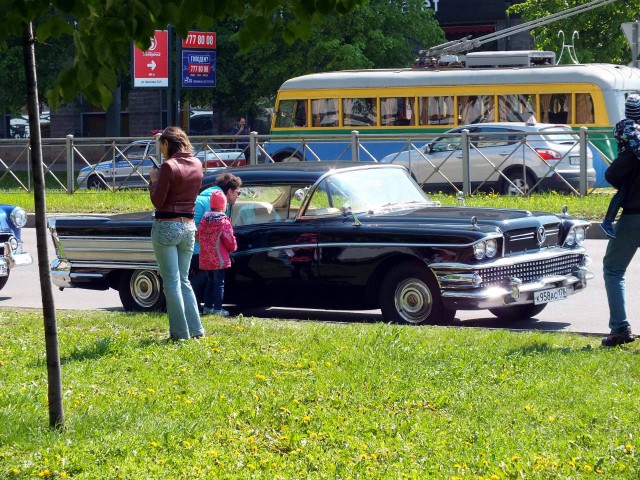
[537,226,547,244]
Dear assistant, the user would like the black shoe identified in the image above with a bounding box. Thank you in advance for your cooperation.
[601,327,634,347]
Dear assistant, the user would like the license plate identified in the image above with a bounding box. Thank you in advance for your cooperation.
[0,263,6,276]
[534,286,567,305]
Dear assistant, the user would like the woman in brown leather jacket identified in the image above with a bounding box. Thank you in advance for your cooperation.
[149,126,204,340]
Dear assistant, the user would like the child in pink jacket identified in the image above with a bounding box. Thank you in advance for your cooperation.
[196,189,237,316]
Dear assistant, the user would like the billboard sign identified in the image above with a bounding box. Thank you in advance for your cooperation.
[182,50,216,88]
[133,30,169,87]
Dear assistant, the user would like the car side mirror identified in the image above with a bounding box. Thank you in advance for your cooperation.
[342,204,361,227]
[425,143,433,154]
[294,188,307,201]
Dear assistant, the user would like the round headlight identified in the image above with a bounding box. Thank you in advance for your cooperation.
[10,206,27,228]
[8,236,18,251]
[473,241,486,260]
[565,228,576,246]
[575,226,586,245]
[485,239,498,258]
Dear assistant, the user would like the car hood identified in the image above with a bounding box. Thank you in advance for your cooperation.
[360,205,567,233]
[348,205,584,253]
[79,160,116,172]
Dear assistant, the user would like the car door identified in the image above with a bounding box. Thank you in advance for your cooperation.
[224,185,322,308]
[468,126,520,188]
[416,128,467,188]
[115,142,152,188]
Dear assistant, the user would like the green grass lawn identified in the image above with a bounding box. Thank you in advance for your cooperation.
[0,189,614,221]
[1,309,639,479]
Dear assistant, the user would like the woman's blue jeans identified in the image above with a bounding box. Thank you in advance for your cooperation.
[152,220,204,339]
[603,213,640,333]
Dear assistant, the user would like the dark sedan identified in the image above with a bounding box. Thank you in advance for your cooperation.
[49,162,593,324]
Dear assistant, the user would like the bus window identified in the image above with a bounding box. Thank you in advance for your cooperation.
[381,97,415,126]
[576,93,595,124]
[343,98,377,127]
[419,96,454,125]
[275,99,307,128]
[498,94,535,122]
[541,93,572,124]
[459,95,495,124]
[311,99,339,127]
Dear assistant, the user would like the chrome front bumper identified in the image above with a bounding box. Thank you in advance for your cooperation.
[1,240,32,276]
[439,269,592,310]
[432,247,593,310]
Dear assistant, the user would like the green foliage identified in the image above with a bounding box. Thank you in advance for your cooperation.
[509,0,640,64]
[2,309,640,478]
[0,186,614,220]
[0,30,73,115]
[190,0,444,119]
[0,0,367,111]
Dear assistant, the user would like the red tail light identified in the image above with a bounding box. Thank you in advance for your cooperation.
[204,159,224,169]
[534,148,561,161]
[204,158,247,169]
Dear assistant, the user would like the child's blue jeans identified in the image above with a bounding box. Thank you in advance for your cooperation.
[205,269,226,310]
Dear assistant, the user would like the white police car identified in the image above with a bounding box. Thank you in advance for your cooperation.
[76,140,246,190]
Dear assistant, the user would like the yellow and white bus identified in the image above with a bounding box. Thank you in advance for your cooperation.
[267,56,640,182]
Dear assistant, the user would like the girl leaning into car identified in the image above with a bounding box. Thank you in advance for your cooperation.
[149,126,205,341]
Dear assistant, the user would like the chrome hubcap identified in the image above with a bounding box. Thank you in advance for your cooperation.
[394,277,433,324]
[131,270,162,308]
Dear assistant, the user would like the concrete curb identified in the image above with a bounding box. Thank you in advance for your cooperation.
[25,213,609,240]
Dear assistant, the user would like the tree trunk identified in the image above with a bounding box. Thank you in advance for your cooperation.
[22,22,64,429]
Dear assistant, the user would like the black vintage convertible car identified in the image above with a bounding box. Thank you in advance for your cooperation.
[48,162,593,324]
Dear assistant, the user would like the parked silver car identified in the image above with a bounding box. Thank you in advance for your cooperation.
[380,122,595,194]
[76,140,245,190]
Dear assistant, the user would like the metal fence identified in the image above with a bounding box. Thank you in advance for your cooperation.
[0,127,615,196]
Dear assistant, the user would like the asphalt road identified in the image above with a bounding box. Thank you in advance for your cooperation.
[2,228,638,336]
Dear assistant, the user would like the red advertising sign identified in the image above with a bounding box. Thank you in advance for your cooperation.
[182,31,217,49]
[133,30,169,87]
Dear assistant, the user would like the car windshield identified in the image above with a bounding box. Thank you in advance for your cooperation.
[308,167,433,214]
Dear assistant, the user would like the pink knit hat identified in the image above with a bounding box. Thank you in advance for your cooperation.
[209,189,227,211]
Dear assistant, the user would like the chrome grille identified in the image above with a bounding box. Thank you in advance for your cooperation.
[504,222,560,252]
[480,253,582,287]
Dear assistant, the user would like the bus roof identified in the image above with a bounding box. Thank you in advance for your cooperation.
[278,64,640,93]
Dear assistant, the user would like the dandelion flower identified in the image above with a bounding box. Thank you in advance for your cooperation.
[255,374,266,380]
